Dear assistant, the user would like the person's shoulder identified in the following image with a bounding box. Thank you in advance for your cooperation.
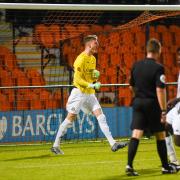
[132,59,144,67]
[75,52,85,62]
[91,54,96,59]
[74,52,85,67]
[155,61,164,69]
[77,52,85,59]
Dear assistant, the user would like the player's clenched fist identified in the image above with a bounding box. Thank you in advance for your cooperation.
[92,69,100,79]
[88,82,101,90]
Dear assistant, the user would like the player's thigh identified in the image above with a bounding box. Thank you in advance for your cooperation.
[131,98,146,130]
[66,88,85,114]
[148,112,165,133]
[147,101,164,133]
[132,129,144,139]
[172,115,180,136]
[131,110,145,130]
[88,94,102,113]
[154,131,166,140]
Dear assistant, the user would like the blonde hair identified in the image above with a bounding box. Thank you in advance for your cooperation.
[83,35,97,44]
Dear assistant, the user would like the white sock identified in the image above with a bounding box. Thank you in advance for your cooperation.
[97,114,116,147]
[53,118,72,147]
[165,135,177,162]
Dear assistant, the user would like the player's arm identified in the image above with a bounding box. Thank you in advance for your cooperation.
[156,87,167,112]
[74,66,89,88]
[129,64,135,98]
[155,66,167,122]
[167,97,180,112]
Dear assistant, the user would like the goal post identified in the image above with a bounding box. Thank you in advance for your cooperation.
[0,3,180,11]
[0,3,179,145]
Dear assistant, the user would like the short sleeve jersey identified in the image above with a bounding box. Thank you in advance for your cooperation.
[130,58,166,99]
[73,52,96,94]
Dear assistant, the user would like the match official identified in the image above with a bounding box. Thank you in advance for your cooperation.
[126,38,177,176]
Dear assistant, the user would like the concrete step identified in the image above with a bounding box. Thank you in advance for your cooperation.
[44,76,69,82]
[0,22,11,30]
[0,22,13,44]
[15,45,40,52]
[16,53,41,60]
[46,81,69,85]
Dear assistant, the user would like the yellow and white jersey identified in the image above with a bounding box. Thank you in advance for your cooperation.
[73,52,97,94]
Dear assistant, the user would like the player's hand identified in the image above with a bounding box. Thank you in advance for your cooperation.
[92,69,100,79]
[161,111,166,123]
[88,82,101,90]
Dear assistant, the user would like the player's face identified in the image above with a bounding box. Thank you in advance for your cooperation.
[89,39,99,54]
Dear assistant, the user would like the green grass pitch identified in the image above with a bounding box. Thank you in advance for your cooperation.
[0,138,180,180]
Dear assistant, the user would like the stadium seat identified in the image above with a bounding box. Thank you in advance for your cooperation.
[40,89,51,100]
[169,25,179,33]
[0,46,17,70]
[16,77,30,86]
[90,24,103,32]
[35,24,61,48]
[103,24,113,31]
[26,69,45,86]
[44,99,60,109]
[0,99,12,111]
[64,24,78,38]
[157,25,167,33]
[3,89,15,103]
[16,99,30,110]
[30,99,42,110]
[77,24,90,33]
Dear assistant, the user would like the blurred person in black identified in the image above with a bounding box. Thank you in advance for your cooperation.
[126,38,178,176]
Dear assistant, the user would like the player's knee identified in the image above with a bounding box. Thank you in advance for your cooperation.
[97,113,106,123]
[67,113,77,121]
[174,135,180,147]
[165,124,173,136]
[155,131,166,140]
[93,108,102,117]
[132,129,143,139]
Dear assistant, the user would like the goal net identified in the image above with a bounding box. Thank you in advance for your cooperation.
[0,3,179,144]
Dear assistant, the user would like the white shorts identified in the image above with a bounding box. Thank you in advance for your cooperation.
[66,88,101,114]
[167,102,180,135]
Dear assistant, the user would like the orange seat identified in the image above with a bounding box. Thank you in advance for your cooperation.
[16,77,30,86]
[16,100,30,110]
[90,25,103,32]
[0,46,17,70]
[3,89,15,103]
[77,24,90,33]
[26,69,45,86]
[35,24,61,48]
[0,99,12,111]
[45,99,60,109]
[64,24,78,38]
[40,90,51,100]
[1,75,14,86]
[103,25,113,31]
[157,25,167,33]
[169,25,179,33]
[30,100,42,110]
